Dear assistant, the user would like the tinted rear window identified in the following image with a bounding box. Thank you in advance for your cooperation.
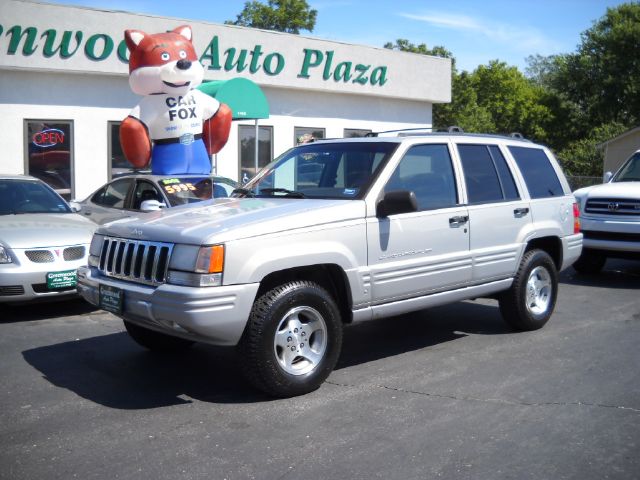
[508,146,564,199]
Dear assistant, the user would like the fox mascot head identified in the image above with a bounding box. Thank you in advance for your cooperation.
[120,25,232,175]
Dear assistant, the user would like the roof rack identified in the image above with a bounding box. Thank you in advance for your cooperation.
[362,127,531,142]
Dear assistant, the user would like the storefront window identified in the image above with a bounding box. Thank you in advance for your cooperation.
[109,122,136,179]
[239,125,273,184]
[294,127,325,145]
[344,128,372,138]
[25,120,73,200]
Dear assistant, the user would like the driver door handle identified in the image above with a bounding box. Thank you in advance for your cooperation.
[449,215,469,227]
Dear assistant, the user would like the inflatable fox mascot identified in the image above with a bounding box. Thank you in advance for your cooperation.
[120,25,231,175]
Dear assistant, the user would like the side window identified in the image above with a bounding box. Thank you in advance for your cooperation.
[96,178,133,208]
[385,144,457,211]
[489,146,519,200]
[458,145,503,204]
[132,181,161,209]
[458,144,520,204]
[508,146,564,199]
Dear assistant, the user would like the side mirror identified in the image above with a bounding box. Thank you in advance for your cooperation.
[68,201,81,213]
[140,200,167,212]
[603,171,613,183]
[376,190,418,217]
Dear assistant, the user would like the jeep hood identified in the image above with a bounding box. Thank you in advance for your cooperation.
[97,198,366,245]
[574,182,640,199]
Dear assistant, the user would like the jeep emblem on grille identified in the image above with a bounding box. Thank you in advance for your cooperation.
[607,202,620,211]
[131,228,143,236]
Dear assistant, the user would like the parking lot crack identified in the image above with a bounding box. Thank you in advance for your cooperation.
[325,381,640,413]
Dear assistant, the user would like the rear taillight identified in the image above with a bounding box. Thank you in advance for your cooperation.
[573,202,581,234]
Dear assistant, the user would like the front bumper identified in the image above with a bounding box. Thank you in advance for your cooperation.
[0,255,87,303]
[580,215,640,253]
[77,266,260,346]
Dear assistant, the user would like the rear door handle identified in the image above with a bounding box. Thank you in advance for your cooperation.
[514,207,529,218]
[449,215,469,227]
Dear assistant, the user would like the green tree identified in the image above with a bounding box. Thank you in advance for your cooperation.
[225,0,317,34]
[384,39,455,70]
[557,122,628,177]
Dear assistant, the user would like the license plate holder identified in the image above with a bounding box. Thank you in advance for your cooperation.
[46,269,77,290]
[99,284,123,315]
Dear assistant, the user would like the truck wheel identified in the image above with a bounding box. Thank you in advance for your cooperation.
[572,249,606,274]
[123,320,194,352]
[499,249,558,331]
[239,281,343,398]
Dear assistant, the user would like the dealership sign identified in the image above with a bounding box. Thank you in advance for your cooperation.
[0,1,451,102]
[1,25,388,86]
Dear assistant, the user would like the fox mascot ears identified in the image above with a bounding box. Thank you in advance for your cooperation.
[119,25,232,175]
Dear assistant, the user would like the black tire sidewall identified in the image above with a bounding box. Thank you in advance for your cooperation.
[501,250,558,331]
[242,281,343,397]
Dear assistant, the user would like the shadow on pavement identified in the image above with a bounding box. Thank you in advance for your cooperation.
[22,300,511,407]
[2,298,99,323]
[560,258,640,289]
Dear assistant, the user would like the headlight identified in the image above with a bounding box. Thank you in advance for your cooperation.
[0,246,12,264]
[166,244,224,287]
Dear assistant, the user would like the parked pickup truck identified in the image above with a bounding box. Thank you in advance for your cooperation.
[78,132,583,397]
[573,150,640,273]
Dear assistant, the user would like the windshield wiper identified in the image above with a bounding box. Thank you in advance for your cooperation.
[231,187,255,198]
[259,188,306,198]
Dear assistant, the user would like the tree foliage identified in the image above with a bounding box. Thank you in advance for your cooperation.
[385,3,640,176]
[226,0,317,34]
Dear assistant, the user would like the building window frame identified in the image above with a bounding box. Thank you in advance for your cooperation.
[344,128,372,138]
[23,118,74,200]
[108,121,136,180]
[294,126,326,145]
[238,124,274,183]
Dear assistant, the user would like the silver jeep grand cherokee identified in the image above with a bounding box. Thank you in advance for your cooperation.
[78,132,583,397]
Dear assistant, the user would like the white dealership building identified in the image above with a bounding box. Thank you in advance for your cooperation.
[0,0,451,200]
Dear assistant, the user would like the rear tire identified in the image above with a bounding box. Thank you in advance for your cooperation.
[572,249,606,274]
[238,280,343,398]
[499,249,558,331]
[123,320,194,352]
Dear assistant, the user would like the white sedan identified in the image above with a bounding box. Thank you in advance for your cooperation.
[0,175,94,303]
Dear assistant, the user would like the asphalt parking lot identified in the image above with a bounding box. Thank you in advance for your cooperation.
[1,260,639,480]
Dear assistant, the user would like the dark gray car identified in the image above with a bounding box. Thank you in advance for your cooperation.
[72,173,237,225]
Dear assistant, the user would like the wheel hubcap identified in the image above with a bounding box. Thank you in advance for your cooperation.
[273,306,328,375]
[525,266,552,315]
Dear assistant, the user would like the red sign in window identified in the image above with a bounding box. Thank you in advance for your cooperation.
[32,128,65,148]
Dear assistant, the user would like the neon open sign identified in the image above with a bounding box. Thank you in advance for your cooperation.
[33,128,65,148]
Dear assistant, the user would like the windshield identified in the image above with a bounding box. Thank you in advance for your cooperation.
[613,152,640,182]
[240,141,398,199]
[158,177,236,206]
[0,179,71,215]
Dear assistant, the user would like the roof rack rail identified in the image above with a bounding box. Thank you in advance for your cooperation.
[447,125,464,133]
[510,132,524,139]
[366,127,435,137]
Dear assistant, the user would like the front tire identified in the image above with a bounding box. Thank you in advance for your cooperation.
[499,249,558,331]
[238,281,343,398]
[123,320,195,352]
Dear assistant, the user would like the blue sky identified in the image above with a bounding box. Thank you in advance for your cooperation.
[44,0,627,72]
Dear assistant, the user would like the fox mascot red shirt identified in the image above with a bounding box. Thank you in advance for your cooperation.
[120,25,231,175]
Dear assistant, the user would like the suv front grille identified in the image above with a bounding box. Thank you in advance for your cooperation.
[585,198,640,215]
[99,237,173,286]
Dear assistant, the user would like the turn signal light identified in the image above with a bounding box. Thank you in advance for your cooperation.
[195,245,225,273]
[573,202,581,234]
